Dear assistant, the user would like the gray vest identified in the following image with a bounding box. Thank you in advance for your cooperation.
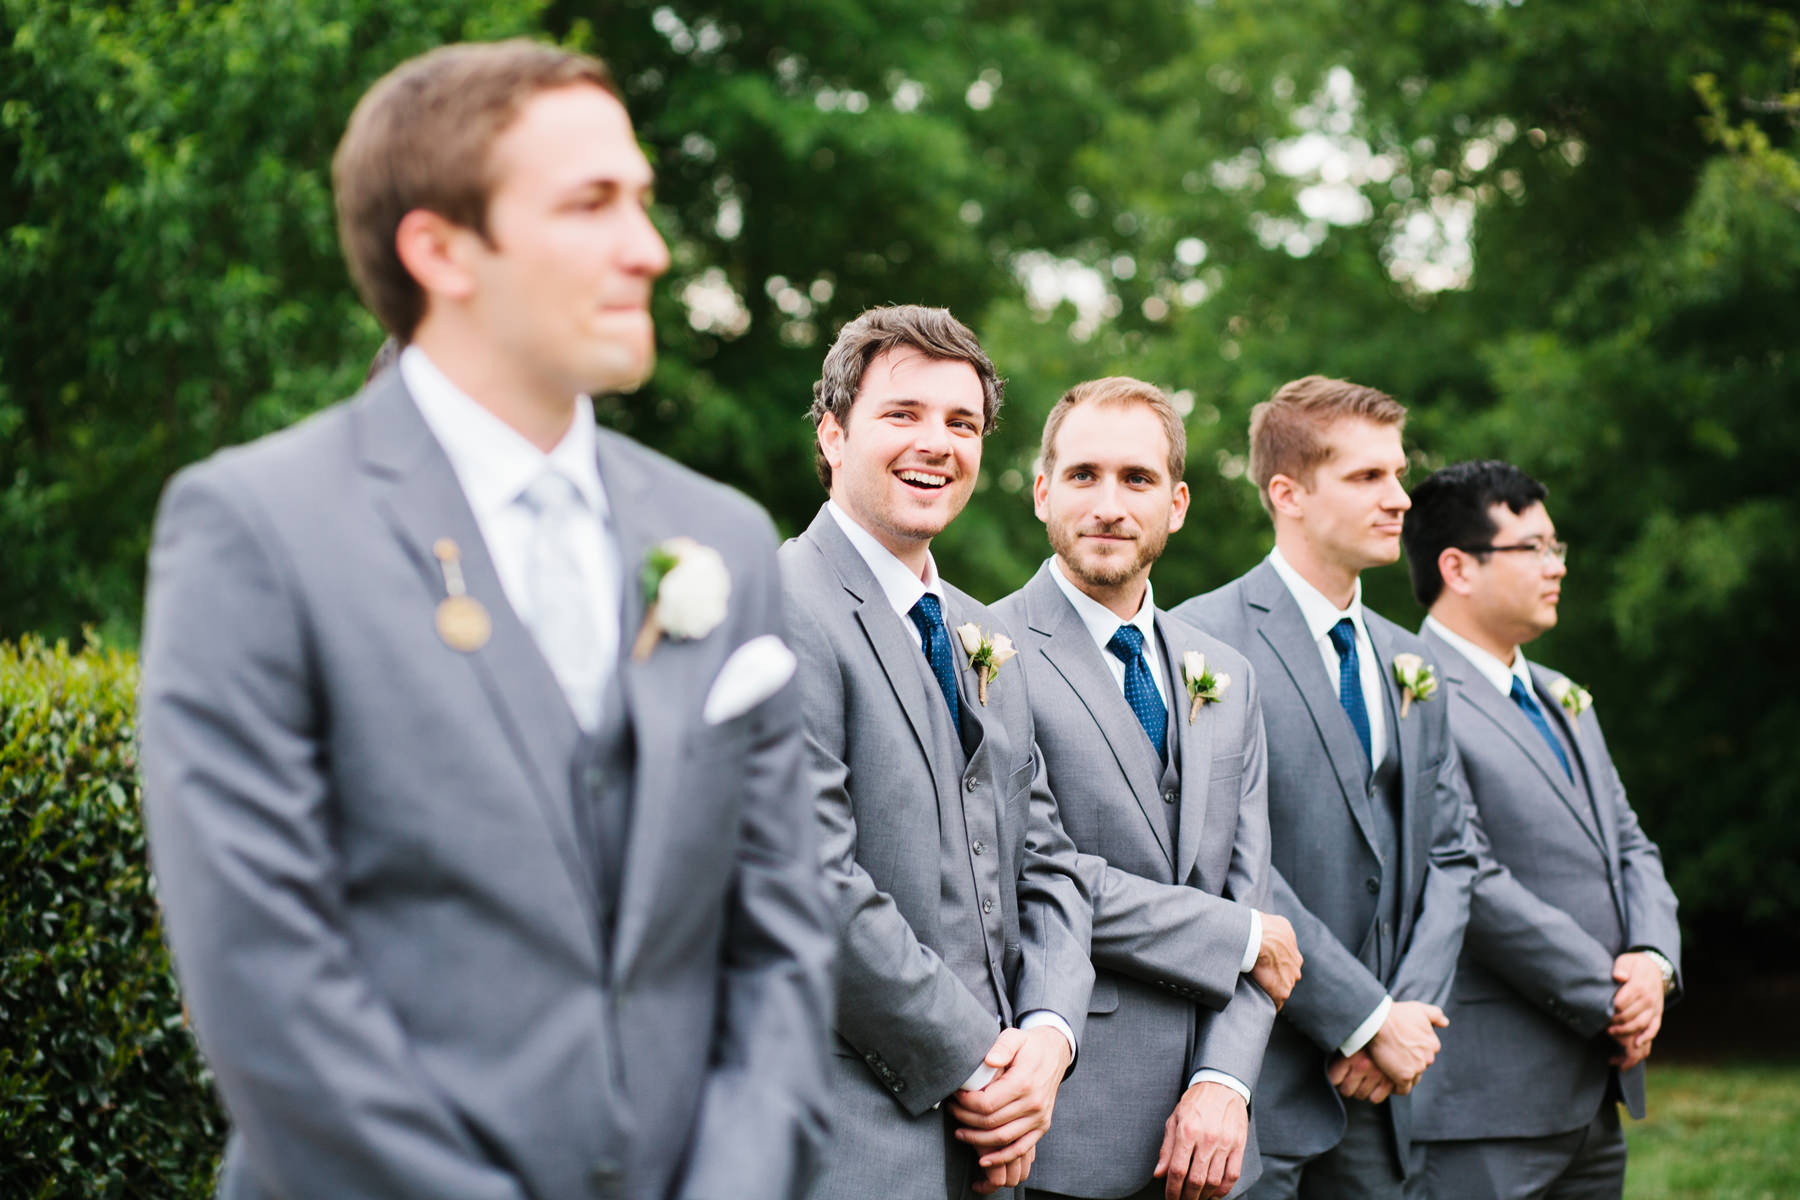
[1156,628,1183,856]
[911,638,1010,1022]
[1363,734,1404,980]
[573,669,635,958]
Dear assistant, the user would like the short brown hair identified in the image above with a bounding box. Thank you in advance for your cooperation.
[1039,376,1186,485]
[1248,374,1407,514]
[808,305,1004,490]
[333,40,618,340]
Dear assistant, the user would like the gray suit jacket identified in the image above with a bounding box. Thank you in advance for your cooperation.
[781,508,1094,1199]
[1174,559,1478,1164]
[996,564,1276,1198]
[1412,627,1682,1140]
[140,371,834,1200]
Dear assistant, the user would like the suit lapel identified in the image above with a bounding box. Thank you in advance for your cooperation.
[1245,561,1378,851]
[1161,615,1217,885]
[1366,618,1421,894]
[354,377,599,947]
[1025,567,1174,871]
[1531,663,1615,862]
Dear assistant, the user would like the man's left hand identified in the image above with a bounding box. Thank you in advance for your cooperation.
[1607,952,1664,1068]
[1153,1081,1248,1200]
[948,1025,1072,1192]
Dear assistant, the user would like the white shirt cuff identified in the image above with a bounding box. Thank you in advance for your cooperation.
[1187,1069,1252,1106]
[958,1060,999,1093]
[1241,909,1262,973]
[1339,996,1392,1057]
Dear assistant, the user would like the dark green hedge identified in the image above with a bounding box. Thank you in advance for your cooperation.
[1,636,222,1197]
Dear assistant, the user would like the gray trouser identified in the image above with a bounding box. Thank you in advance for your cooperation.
[1244,1099,1425,1200]
[1422,1100,1626,1200]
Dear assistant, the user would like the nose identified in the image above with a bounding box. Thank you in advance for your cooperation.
[1386,477,1412,513]
[625,202,671,278]
[912,414,953,458]
[1545,551,1568,579]
[1091,479,1128,523]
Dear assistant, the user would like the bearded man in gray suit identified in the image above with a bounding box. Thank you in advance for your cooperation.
[994,377,1302,1200]
[1401,460,1680,1199]
[781,306,1094,1199]
[1174,377,1479,1200]
[139,42,833,1200]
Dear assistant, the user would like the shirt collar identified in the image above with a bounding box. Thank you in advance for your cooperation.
[825,500,944,620]
[1424,614,1531,698]
[1048,557,1157,657]
[401,345,607,520]
[1268,545,1368,645]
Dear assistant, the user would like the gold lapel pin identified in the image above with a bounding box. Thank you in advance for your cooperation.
[432,538,491,653]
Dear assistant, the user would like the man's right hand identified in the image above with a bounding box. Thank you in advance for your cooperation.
[1251,912,1302,1009]
[1365,1000,1448,1094]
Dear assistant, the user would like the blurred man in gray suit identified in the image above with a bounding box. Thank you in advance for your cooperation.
[1174,377,1479,1200]
[781,306,1094,1199]
[140,42,832,1200]
[1401,460,1680,1199]
[995,377,1301,1200]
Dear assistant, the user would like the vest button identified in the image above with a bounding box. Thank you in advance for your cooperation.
[1163,789,1178,804]
[972,840,986,855]
[965,776,978,792]
[1365,876,1380,894]
[982,898,994,914]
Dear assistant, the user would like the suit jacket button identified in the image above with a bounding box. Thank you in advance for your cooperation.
[1365,876,1380,894]
[972,840,986,855]
[1164,789,1178,804]
[965,776,978,792]
[982,898,995,914]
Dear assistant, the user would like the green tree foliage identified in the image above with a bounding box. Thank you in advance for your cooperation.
[1,637,222,1195]
[4,1,1796,934]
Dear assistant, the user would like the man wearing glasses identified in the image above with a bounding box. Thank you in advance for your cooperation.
[1401,460,1680,1200]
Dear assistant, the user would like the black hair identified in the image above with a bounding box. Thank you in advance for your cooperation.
[1401,460,1549,607]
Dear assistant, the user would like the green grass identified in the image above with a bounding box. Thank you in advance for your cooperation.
[1625,1063,1800,1198]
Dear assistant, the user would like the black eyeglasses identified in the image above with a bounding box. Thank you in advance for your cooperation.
[1466,539,1568,564]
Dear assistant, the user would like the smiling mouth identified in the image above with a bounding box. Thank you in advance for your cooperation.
[897,470,950,491]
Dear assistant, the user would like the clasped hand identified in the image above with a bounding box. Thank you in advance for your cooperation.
[1328,1000,1447,1101]
[1607,952,1665,1070]
[948,1026,1071,1194]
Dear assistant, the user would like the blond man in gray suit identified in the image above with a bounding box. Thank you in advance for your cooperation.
[782,306,1094,1199]
[141,42,832,1200]
[995,377,1301,1200]
[1401,460,1680,1199]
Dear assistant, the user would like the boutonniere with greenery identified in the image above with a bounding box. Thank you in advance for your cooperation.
[1547,676,1593,722]
[954,623,1018,705]
[1392,653,1438,718]
[632,537,730,660]
[1181,651,1230,724]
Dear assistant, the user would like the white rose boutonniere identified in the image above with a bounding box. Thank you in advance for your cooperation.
[954,622,1017,705]
[1548,676,1593,721]
[632,537,730,660]
[1392,652,1438,718]
[1181,651,1230,724]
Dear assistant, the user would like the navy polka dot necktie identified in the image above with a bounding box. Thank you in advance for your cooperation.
[908,593,961,731]
[1327,618,1373,764]
[1107,624,1166,760]
[1510,676,1573,779]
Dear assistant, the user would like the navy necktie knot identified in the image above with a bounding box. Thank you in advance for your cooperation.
[908,594,961,730]
[1107,624,1166,760]
[1511,675,1573,780]
[1328,618,1373,764]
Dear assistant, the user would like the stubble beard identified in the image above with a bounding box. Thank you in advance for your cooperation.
[1050,518,1168,592]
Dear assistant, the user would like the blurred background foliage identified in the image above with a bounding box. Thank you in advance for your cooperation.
[4,0,1797,949]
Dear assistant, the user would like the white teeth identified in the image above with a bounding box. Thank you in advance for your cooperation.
[898,471,947,488]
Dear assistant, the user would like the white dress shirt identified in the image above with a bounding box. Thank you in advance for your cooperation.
[1266,547,1395,1056]
[403,347,619,729]
[1423,615,1532,699]
[1047,560,1258,1104]
[825,501,1075,1090]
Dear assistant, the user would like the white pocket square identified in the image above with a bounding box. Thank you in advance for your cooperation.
[703,634,798,725]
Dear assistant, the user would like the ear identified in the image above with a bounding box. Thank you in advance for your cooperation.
[1167,479,1191,535]
[1437,545,1478,598]
[1032,470,1051,522]
[394,208,479,305]
[818,410,847,480]
[1266,473,1305,520]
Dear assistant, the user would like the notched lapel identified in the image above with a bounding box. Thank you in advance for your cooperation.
[1028,571,1174,869]
[1245,563,1378,852]
[1532,665,1615,862]
[1366,621,1423,886]
[354,381,599,948]
[1162,618,1217,885]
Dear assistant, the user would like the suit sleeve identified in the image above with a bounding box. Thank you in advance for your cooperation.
[1453,743,1619,1037]
[1592,712,1683,1000]
[677,525,836,1200]
[1387,698,1480,1010]
[1079,859,1252,1010]
[784,584,1000,1115]
[139,470,529,1200]
[1188,673,1278,1090]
